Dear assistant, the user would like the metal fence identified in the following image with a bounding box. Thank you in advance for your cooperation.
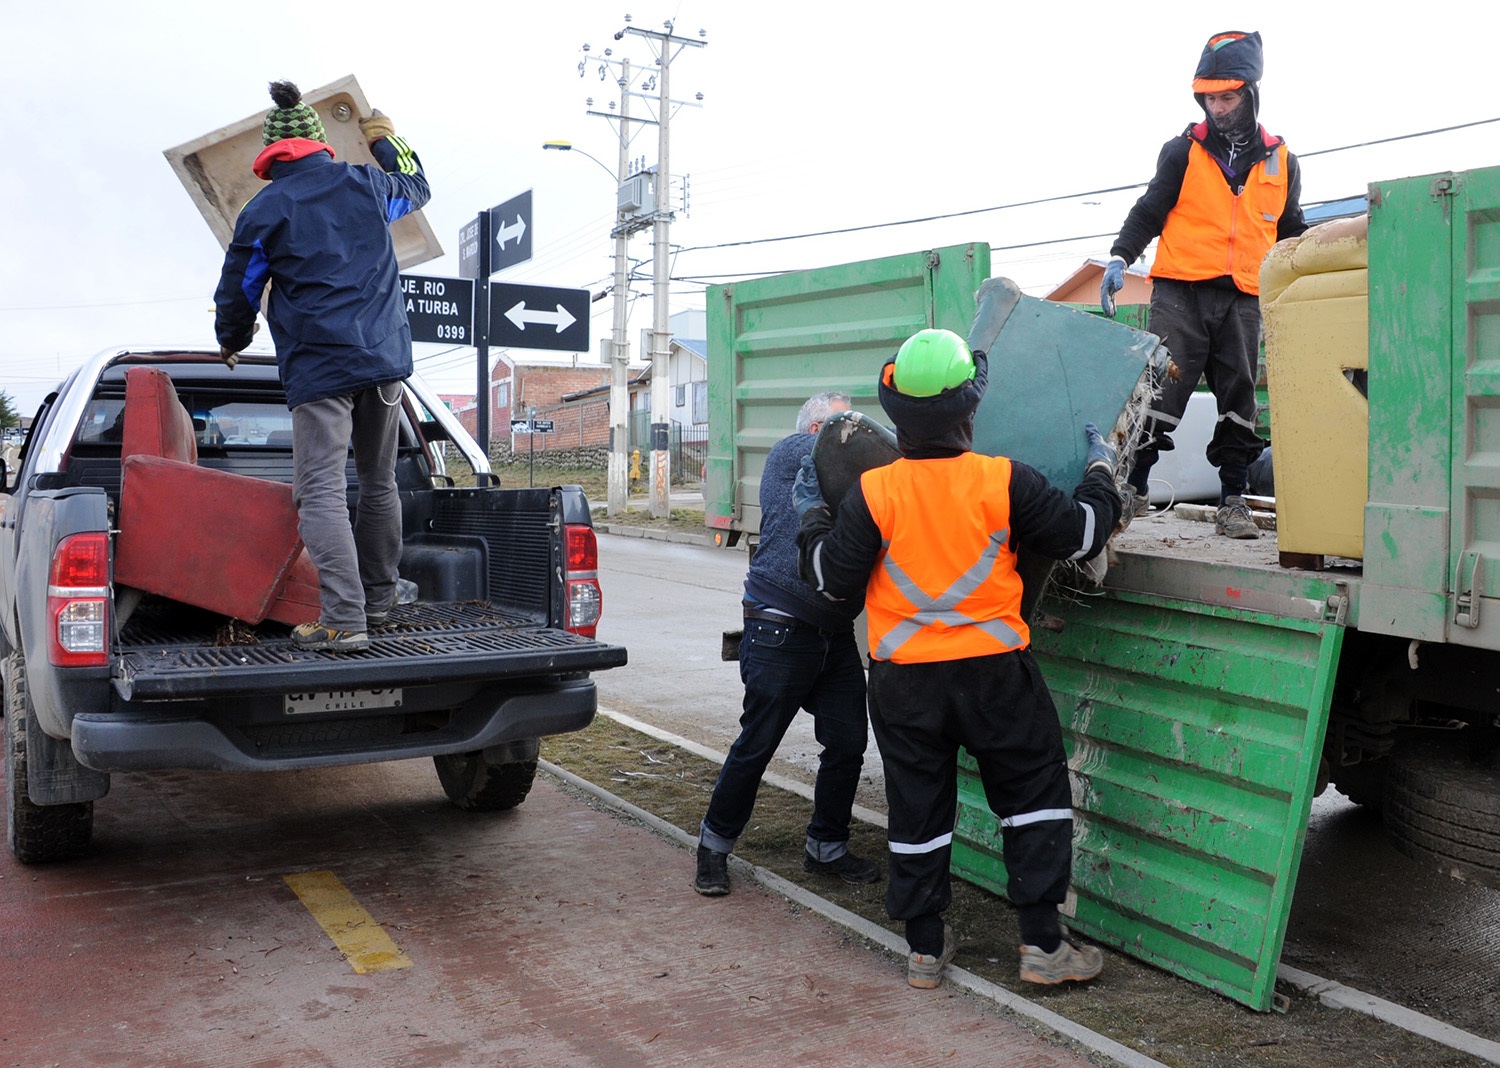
[629,410,708,481]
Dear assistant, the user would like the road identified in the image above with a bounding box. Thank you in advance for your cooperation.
[591,531,1500,1045]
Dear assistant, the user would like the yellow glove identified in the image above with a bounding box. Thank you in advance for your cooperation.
[359,110,395,145]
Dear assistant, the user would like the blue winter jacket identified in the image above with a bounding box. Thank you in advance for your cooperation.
[214,135,430,408]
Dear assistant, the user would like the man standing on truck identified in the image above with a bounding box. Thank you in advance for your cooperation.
[694,392,882,897]
[795,329,1119,990]
[214,81,430,651]
[1100,30,1306,539]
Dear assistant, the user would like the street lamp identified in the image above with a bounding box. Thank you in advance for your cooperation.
[543,138,633,518]
[542,141,615,181]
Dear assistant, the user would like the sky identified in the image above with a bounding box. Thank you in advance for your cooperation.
[3,1,1498,416]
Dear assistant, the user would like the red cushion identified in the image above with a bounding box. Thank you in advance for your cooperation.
[121,367,198,464]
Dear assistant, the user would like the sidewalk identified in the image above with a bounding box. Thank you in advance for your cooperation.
[592,484,732,550]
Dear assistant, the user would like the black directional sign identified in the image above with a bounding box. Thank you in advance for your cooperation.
[488,281,591,353]
[399,274,475,345]
[459,190,533,278]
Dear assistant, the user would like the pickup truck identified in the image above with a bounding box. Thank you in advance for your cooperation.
[0,348,627,863]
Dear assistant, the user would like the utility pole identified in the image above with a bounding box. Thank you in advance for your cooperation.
[580,17,705,518]
[607,60,632,518]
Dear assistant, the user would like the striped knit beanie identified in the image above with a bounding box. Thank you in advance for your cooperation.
[262,81,326,145]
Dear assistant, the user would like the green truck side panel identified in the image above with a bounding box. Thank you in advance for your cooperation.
[1363,171,1456,641]
[1362,165,1500,650]
[952,591,1343,1012]
[705,243,989,537]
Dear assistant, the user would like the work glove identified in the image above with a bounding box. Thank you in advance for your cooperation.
[1084,421,1116,475]
[792,455,827,517]
[1100,256,1127,318]
[966,276,1022,359]
[359,109,396,145]
[218,321,258,370]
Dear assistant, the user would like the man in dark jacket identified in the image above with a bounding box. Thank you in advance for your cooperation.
[215,81,430,651]
[796,329,1119,990]
[694,391,882,897]
[1100,31,1306,539]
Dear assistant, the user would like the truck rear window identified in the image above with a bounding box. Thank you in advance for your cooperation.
[74,394,296,450]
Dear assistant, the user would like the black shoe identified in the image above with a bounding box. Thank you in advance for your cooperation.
[803,849,881,884]
[694,845,730,896]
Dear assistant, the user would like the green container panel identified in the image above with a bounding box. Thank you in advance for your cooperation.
[705,243,989,538]
[951,588,1344,1011]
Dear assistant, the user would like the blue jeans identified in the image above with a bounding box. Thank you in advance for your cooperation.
[699,618,868,859]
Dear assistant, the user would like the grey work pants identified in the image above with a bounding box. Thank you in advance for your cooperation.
[291,382,404,631]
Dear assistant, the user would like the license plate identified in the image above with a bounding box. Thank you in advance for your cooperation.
[284,688,403,715]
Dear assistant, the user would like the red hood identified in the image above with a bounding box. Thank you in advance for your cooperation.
[253,138,336,180]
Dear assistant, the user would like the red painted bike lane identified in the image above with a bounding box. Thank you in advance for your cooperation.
[0,762,1104,1067]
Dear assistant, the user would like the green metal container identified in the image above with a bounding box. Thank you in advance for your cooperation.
[704,243,990,545]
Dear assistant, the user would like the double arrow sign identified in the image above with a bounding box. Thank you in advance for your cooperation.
[401,275,590,353]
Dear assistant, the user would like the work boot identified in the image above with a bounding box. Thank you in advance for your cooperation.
[803,849,881,884]
[1018,935,1104,985]
[694,845,730,896]
[1214,495,1260,540]
[291,622,369,652]
[1130,493,1151,519]
[907,925,958,989]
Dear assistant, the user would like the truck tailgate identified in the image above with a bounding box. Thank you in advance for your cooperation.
[114,601,628,701]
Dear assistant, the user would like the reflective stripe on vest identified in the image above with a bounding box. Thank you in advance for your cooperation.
[861,453,1029,664]
[1151,139,1289,296]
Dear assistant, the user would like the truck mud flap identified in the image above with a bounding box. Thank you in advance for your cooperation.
[113,601,627,701]
[951,588,1345,1012]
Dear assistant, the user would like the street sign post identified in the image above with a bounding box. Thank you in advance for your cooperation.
[489,282,591,353]
[399,274,474,345]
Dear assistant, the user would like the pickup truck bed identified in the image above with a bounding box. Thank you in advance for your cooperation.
[3,350,627,862]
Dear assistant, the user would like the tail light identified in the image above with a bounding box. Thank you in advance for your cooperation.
[563,523,602,637]
[48,532,110,667]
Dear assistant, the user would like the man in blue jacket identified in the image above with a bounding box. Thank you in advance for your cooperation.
[694,391,881,896]
[215,81,430,651]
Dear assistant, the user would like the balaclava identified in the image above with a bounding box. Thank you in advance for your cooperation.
[1191,32,1263,144]
[262,81,327,145]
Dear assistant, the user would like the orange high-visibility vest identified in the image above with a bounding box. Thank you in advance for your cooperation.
[1151,137,1289,296]
[860,452,1028,665]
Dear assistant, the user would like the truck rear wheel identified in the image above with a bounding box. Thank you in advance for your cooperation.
[433,751,538,812]
[5,652,93,863]
[1384,739,1500,890]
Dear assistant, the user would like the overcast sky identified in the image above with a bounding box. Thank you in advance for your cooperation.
[3,1,1497,415]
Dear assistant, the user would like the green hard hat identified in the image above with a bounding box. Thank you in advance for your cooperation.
[893,329,976,397]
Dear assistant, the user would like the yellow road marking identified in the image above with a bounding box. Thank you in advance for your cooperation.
[283,869,413,974]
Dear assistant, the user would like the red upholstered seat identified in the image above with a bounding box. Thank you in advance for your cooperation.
[113,367,320,625]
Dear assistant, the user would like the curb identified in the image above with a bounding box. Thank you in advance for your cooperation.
[593,522,739,550]
[538,757,1168,1068]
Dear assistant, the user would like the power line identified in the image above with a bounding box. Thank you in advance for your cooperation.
[672,117,1500,257]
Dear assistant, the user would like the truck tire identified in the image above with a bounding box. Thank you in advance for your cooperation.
[4,652,93,863]
[1383,739,1500,890]
[433,752,538,812]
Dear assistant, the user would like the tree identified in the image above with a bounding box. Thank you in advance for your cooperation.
[0,390,17,429]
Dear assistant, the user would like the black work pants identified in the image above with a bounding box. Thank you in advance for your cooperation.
[867,649,1073,947]
[1130,278,1267,497]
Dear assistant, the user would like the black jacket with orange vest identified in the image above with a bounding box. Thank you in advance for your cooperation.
[1110,121,1306,294]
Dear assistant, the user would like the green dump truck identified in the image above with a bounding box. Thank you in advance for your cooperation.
[705,164,1500,1011]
